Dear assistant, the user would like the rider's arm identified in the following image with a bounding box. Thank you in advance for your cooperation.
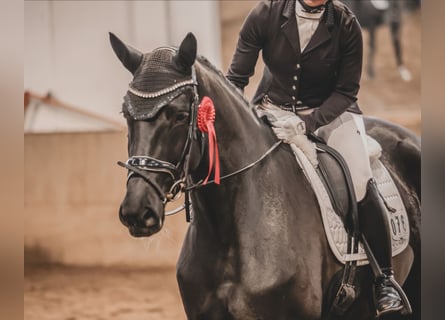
[300,17,363,133]
[226,2,269,91]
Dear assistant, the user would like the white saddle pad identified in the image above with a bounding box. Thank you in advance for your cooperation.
[291,136,410,266]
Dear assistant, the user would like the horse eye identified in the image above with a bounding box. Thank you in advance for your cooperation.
[175,112,189,123]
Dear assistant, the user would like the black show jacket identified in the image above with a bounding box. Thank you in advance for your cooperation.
[226,0,363,132]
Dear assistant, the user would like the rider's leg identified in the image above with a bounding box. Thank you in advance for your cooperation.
[357,178,404,317]
[315,111,372,201]
[315,111,404,317]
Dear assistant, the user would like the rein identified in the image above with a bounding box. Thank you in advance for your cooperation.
[185,140,282,191]
[118,65,283,220]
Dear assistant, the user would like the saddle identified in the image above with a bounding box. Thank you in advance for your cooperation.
[315,138,353,229]
[296,134,410,266]
[298,133,410,316]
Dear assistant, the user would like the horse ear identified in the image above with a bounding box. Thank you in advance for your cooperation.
[109,32,143,74]
[174,32,197,72]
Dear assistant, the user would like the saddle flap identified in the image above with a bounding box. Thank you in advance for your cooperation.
[317,150,350,223]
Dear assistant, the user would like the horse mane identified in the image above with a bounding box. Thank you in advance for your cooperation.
[195,54,256,113]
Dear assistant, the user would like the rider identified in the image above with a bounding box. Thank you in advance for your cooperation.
[226,0,406,316]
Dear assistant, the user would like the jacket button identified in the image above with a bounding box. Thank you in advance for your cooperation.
[292,85,296,90]
[293,75,298,80]
[296,64,301,69]
[292,96,296,100]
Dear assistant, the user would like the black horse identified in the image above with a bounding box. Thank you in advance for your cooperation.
[342,0,414,81]
[110,32,421,319]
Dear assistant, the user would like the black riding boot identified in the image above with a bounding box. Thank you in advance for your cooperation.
[358,179,404,317]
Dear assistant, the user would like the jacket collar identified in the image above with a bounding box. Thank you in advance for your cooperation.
[281,0,333,56]
[281,0,301,55]
[302,17,331,55]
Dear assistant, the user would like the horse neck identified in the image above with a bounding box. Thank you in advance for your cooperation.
[194,60,274,168]
[189,61,288,242]
[186,63,325,272]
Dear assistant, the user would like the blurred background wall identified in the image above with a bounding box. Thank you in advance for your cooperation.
[24,0,221,267]
[25,1,221,132]
[25,0,420,268]
[25,131,190,267]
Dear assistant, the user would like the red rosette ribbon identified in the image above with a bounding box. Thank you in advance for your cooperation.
[197,96,220,185]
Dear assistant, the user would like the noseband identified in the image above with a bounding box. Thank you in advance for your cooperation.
[118,64,283,220]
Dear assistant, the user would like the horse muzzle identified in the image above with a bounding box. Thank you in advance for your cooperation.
[119,204,164,237]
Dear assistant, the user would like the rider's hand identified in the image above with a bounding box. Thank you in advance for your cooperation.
[298,114,316,134]
[271,116,318,167]
[272,117,306,142]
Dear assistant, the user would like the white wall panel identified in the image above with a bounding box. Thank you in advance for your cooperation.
[50,1,131,124]
[169,1,222,68]
[24,1,53,94]
[24,1,221,132]
[131,1,169,50]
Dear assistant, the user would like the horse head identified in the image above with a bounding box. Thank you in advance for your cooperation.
[110,32,202,237]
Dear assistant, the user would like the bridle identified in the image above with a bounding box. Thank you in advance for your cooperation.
[118,67,200,208]
[118,65,282,221]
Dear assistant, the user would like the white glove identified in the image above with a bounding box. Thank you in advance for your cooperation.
[271,117,318,167]
[271,117,306,142]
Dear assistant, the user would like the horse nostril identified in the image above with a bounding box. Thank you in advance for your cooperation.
[119,207,140,227]
[142,210,159,228]
[144,217,157,228]
[120,204,161,230]
[127,215,139,227]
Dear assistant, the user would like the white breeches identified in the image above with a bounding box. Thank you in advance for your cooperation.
[315,111,373,201]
